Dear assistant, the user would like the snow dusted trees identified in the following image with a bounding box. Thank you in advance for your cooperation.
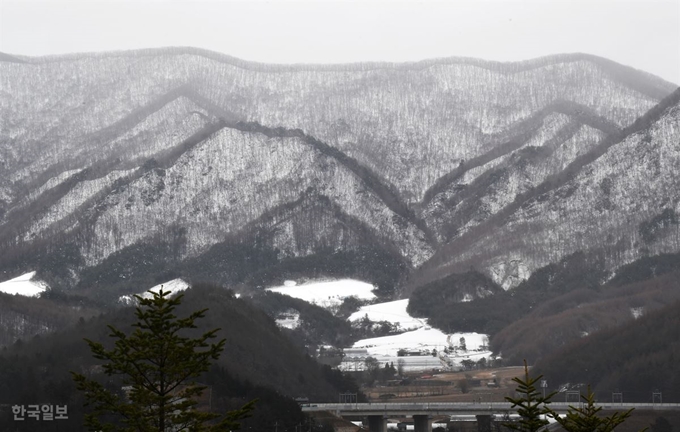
[71,287,255,431]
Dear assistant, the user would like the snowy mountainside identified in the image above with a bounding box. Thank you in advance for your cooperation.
[417,88,680,289]
[0,48,678,294]
[422,115,608,243]
[1,49,669,202]
[79,126,431,266]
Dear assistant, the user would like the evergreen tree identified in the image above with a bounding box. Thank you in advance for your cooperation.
[505,362,636,432]
[504,361,555,432]
[71,288,254,431]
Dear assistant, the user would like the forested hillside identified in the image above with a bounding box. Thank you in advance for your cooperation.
[0,284,360,431]
[534,298,680,403]
[1,48,677,298]
[413,87,680,290]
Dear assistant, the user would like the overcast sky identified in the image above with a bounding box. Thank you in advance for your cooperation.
[1,0,679,84]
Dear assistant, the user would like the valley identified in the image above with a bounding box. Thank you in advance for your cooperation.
[1,46,679,430]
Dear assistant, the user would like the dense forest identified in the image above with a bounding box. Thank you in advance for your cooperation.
[407,251,608,335]
[2,50,678,298]
[0,284,362,431]
[534,299,680,403]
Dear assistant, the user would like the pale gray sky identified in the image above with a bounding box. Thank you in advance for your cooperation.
[1,0,679,84]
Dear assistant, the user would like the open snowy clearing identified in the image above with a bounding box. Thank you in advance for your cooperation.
[344,326,491,372]
[348,299,424,331]
[0,271,48,297]
[352,327,488,357]
[267,279,376,307]
[118,278,190,305]
[265,278,493,371]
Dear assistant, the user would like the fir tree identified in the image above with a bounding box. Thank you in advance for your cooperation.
[505,362,636,432]
[504,361,555,432]
[71,288,254,431]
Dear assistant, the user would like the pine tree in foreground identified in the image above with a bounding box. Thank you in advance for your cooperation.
[504,360,555,432]
[504,361,637,432]
[72,288,255,432]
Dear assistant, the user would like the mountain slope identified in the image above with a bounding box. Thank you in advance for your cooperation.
[414,87,680,290]
[534,298,680,402]
[492,266,680,365]
[0,284,361,430]
[0,48,677,293]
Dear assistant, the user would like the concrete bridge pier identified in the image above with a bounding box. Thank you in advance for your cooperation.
[413,414,432,432]
[367,415,387,432]
[476,415,492,432]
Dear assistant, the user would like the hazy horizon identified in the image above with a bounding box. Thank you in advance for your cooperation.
[1,0,678,85]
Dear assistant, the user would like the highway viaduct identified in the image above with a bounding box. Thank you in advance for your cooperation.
[301,402,680,432]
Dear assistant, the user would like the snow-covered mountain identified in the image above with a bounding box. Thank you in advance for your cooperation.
[413,87,680,290]
[0,47,678,294]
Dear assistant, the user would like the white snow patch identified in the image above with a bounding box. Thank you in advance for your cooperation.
[342,326,491,372]
[352,328,488,357]
[631,307,644,319]
[263,279,493,372]
[348,299,424,331]
[267,279,376,308]
[341,297,492,372]
[118,278,190,305]
[352,326,450,357]
[0,271,48,297]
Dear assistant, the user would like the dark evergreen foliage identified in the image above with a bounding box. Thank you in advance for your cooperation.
[0,284,364,430]
[71,288,255,431]
[504,362,554,432]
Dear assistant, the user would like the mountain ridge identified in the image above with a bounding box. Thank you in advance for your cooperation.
[1,47,677,299]
[412,86,680,290]
[7,47,676,92]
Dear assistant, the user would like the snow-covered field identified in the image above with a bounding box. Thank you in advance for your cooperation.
[0,272,191,303]
[349,299,424,331]
[0,271,48,297]
[118,278,190,305]
[352,327,488,357]
[266,279,493,371]
[267,279,376,307]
